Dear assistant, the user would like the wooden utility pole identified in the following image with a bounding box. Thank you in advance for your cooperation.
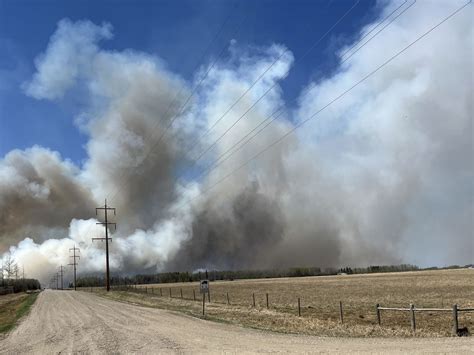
[58,265,64,290]
[69,245,80,291]
[93,199,116,292]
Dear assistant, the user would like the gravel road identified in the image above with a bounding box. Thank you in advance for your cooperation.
[0,290,472,354]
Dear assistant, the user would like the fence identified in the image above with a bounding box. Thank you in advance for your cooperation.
[376,304,474,335]
[83,285,472,336]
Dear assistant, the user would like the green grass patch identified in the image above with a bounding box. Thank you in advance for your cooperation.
[0,293,39,334]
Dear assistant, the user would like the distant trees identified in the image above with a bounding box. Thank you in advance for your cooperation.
[76,264,458,288]
[0,253,41,292]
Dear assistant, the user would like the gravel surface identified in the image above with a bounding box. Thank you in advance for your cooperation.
[0,290,472,354]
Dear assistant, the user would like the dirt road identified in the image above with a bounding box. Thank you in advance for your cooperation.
[0,290,472,354]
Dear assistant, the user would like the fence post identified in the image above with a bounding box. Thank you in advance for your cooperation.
[452,304,458,336]
[208,289,211,303]
[145,286,148,293]
[202,293,206,316]
[298,297,301,317]
[169,288,172,298]
[193,289,196,301]
[266,293,269,309]
[227,292,230,305]
[339,301,344,324]
[376,304,381,325]
[252,293,256,307]
[410,304,416,333]
[180,288,183,299]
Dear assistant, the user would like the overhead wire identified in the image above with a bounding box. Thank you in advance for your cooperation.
[192,0,417,181]
[176,0,471,209]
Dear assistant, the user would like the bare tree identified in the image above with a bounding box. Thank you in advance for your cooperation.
[3,253,17,280]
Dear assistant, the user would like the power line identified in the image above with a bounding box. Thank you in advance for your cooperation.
[339,0,409,60]
[58,265,64,290]
[69,245,80,291]
[340,0,417,65]
[107,6,247,205]
[141,0,415,197]
[108,1,357,207]
[93,199,117,292]
[189,0,361,160]
[191,0,416,165]
[177,0,471,209]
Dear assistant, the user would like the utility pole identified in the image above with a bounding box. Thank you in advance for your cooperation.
[93,199,116,292]
[69,245,80,291]
[58,266,64,290]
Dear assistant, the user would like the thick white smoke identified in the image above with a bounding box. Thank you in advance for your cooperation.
[1,0,472,284]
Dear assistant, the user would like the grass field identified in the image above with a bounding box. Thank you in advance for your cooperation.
[0,292,39,336]
[94,269,473,337]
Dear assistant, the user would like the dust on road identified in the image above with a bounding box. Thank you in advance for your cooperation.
[0,290,472,354]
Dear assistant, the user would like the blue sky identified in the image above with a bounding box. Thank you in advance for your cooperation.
[0,0,378,165]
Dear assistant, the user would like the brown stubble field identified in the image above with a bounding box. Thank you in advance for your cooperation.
[97,268,473,337]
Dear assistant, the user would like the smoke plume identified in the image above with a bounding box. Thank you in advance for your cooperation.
[1,1,472,284]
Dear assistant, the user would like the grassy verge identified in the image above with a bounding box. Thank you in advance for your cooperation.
[0,292,39,335]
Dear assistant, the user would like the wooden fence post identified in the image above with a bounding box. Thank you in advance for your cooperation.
[339,301,344,324]
[376,304,381,325]
[193,289,196,301]
[298,297,301,317]
[202,293,206,316]
[180,288,183,299]
[266,293,269,309]
[208,289,211,303]
[452,304,458,336]
[410,304,416,333]
[227,292,230,305]
[252,293,256,307]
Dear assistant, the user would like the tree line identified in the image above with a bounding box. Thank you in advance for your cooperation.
[1,253,41,293]
[76,264,425,287]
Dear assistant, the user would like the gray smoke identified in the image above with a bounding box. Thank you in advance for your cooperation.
[1,1,472,284]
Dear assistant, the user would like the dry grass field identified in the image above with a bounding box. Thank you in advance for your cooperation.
[95,268,473,337]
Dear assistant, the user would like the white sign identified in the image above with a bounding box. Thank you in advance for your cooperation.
[200,280,209,294]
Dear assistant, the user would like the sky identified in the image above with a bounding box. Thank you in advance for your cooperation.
[0,0,472,284]
[0,0,377,164]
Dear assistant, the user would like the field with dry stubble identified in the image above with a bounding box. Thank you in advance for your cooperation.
[96,268,473,337]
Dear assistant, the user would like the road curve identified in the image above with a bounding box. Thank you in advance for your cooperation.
[0,290,472,354]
